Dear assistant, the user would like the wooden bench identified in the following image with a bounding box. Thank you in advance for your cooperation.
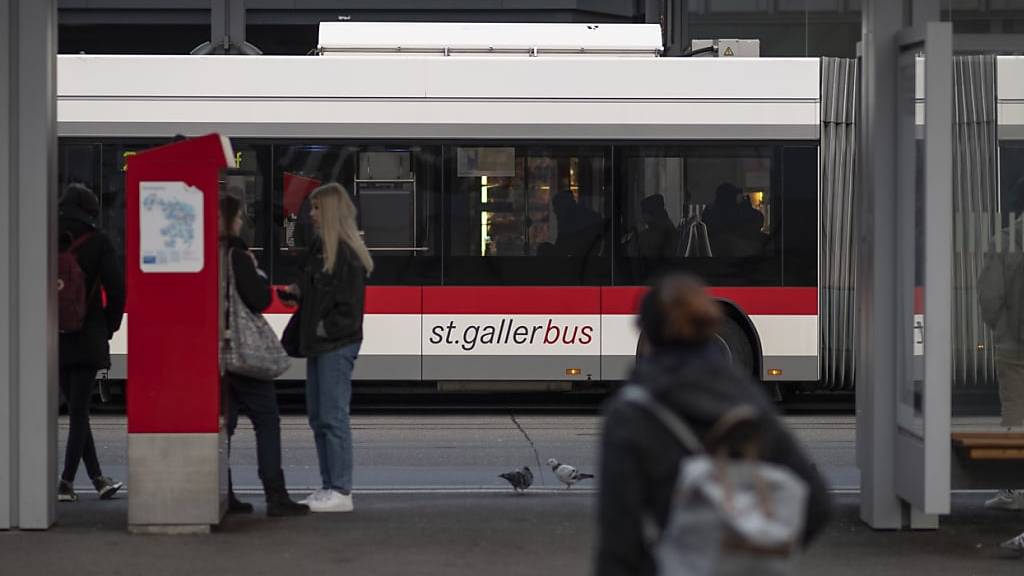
[951,433,1024,460]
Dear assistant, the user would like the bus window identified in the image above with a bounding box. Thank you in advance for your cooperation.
[222,143,272,272]
[96,140,161,265]
[446,145,611,285]
[615,146,782,286]
[272,143,441,286]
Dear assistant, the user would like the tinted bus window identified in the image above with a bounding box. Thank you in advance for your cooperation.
[1001,143,1024,215]
[272,143,441,286]
[446,145,611,285]
[222,142,272,273]
[615,145,782,286]
[781,146,819,287]
[97,140,162,263]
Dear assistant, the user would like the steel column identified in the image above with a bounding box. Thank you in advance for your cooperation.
[0,0,58,531]
[856,0,906,529]
[0,0,12,532]
[191,0,261,56]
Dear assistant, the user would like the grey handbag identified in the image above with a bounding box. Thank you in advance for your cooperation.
[222,248,291,380]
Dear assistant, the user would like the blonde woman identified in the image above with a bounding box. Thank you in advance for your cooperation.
[281,183,373,513]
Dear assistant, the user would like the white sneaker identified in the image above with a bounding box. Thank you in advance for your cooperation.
[298,488,328,506]
[1000,532,1024,553]
[307,490,353,513]
[986,490,1024,510]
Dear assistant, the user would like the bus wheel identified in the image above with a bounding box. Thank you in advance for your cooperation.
[717,315,756,378]
[635,331,651,367]
[636,317,756,378]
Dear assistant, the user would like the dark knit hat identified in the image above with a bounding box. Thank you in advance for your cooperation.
[59,183,100,227]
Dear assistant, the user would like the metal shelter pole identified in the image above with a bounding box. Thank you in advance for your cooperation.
[0,0,59,531]
[857,0,906,529]
[644,0,688,57]
[191,0,262,56]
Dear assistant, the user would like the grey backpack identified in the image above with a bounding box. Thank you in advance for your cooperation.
[222,248,291,380]
[619,386,809,576]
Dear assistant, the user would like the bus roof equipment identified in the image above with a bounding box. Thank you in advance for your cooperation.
[317,22,664,58]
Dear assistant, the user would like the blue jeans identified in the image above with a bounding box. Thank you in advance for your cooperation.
[306,342,360,493]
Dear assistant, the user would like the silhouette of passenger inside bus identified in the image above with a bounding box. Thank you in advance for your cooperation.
[702,183,766,258]
[637,194,678,260]
[552,188,602,259]
[536,241,558,258]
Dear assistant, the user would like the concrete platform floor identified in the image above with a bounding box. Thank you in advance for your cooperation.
[1,494,1022,576]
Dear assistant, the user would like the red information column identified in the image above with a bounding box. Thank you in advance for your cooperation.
[125,134,233,533]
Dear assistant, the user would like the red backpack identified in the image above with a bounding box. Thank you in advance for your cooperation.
[58,232,96,333]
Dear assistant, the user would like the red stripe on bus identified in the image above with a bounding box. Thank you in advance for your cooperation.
[423,287,601,315]
[601,286,818,316]
[262,286,816,316]
[266,286,422,314]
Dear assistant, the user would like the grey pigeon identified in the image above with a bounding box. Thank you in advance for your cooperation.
[547,458,594,489]
[499,466,534,493]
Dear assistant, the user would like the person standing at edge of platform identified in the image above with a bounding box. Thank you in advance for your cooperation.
[280,182,372,513]
[220,195,309,517]
[978,178,1024,551]
[56,184,126,503]
[595,273,830,576]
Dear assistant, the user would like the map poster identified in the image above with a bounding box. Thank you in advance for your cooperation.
[139,181,205,273]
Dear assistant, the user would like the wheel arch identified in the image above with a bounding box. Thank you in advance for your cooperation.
[714,298,764,380]
[633,297,765,381]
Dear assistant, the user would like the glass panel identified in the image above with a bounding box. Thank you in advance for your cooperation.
[687,2,860,57]
[781,147,820,287]
[223,143,271,272]
[446,145,610,285]
[355,150,416,249]
[896,51,924,433]
[59,142,101,194]
[980,143,1024,431]
[777,0,841,11]
[615,146,781,286]
[98,140,161,263]
[272,143,441,286]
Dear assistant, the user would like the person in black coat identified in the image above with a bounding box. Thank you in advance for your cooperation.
[280,182,372,513]
[57,184,126,502]
[220,195,308,517]
[596,274,830,576]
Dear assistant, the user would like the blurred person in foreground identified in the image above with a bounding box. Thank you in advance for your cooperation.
[595,273,830,576]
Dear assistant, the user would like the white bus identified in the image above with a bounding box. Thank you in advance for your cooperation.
[56,23,867,389]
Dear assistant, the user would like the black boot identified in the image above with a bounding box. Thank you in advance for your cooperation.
[228,470,254,514]
[264,471,309,517]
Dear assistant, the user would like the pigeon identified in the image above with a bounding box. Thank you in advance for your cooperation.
[499,466,534,493]
[547,458,594,489]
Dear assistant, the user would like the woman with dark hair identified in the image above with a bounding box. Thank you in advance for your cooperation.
[57,184,126,502]
[221,195,308,517]
[595,274,830,576]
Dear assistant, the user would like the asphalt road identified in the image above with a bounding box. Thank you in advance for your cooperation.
[62,414,858,493]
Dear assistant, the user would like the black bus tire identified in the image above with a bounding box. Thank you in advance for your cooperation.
[717,315,756,378]
[636,316,756,378]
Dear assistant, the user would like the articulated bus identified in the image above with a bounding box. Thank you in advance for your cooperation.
[53,23,1024,392]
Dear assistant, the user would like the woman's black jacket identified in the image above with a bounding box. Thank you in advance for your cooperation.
[223,236,271,314]
[293,238,366,357]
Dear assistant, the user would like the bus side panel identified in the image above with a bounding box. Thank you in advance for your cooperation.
[421,286,601,381]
